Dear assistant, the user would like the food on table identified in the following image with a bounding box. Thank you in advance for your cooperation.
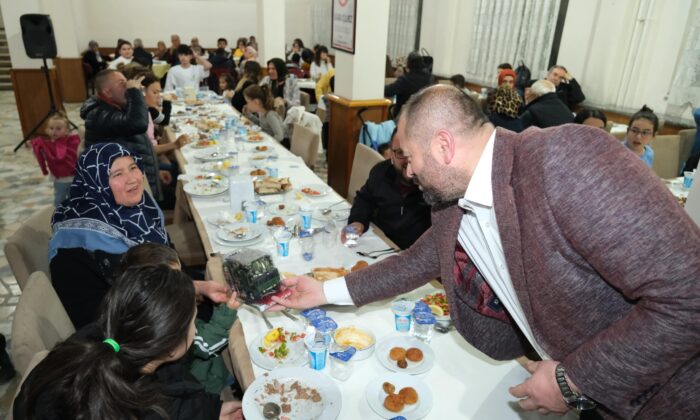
[195,139,218,148]
[222,249,280,301]
[266,216,286,227]
[281,403,291,413]
[389,347,407,361]
[186,180,225,195]
[278,204,285,210]
[194,118,223,132]
[399,387,419,405]
[250,168,267,176]
[256,145,268,151]
[254,177,293,195]
[311,267,350,282]
[333,327,374,350]
[421,292,450,316]
[258,327,305,361]
[248,131,264,141]
[225,226,248,239]
[176,133,190,144]
[383,382,396,395]
[351,260,369,272]
[301,187,321,196]
[258,379,322,418]
[406,347,424,362]
[193,173,222,181]
[397,359,408,369]
[184,98,205,106]
[383,393,405,412]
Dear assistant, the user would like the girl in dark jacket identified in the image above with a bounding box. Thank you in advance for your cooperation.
[13,265,243,420]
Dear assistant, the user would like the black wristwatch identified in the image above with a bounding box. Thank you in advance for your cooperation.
[555,364,597,411]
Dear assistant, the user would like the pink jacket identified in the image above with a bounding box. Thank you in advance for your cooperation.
[31,134,80,178]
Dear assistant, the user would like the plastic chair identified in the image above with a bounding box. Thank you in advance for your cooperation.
[347,143,384,204]
[10,271,75,375]
[3,205,54,290]
[290,123,320,170]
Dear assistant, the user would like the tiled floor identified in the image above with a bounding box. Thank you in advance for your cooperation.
[0,92,82,417]
[0,92,327,417]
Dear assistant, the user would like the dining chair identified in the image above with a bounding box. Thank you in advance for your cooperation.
[290,123,320,170]
[300,91,311,112]
[5,350,49,420]
[4,204,54,290]
[11,271,75,376]
[347,143,385,204]
[650,134,685,178]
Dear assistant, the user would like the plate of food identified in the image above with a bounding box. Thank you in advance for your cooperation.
[333,326,375,360]
[266,202,300,217]
[314,208,350,222]
[420,292,450,327]
[375,336,435,374]
[216,223,264,243]
[246,131,265,142]
[247,168,268,177]
[191,138,218,149]
[249,327,308,370]
[242,367,341,420]
[194,118,223,132]
[300,184,330,198]
[254,177,293,195]
[193,148,229,162]
[183,179,228,197]
[250,153,271,162]
[191,172,225,182]
[311,266,350,282]
[255,145,269,152]
[200,159,237,173]
[365,372,433,419]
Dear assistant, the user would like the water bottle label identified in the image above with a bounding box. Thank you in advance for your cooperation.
[394,314,411,332]
[301,214,312,230]
[246,209,257,223]
[277,242,289,257]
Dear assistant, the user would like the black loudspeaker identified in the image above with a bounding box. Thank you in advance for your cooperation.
[20,14,57,59]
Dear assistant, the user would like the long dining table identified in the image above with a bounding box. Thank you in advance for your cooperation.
[168,96,575,420]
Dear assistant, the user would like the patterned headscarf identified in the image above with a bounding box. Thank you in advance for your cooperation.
[49,143,168,260]
[488,86,522,119]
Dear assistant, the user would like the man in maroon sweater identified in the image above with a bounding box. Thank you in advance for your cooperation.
[272,85,699,419]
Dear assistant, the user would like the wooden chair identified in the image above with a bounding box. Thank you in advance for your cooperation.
[11,271,75,376]
[346,143,384,203]
[4,205,54,290]
[300,91,311,112]
[290,123,320,170]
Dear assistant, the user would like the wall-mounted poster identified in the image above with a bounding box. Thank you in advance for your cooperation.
[332,0,357,54]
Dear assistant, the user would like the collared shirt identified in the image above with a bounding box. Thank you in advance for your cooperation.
[325,130,549,358]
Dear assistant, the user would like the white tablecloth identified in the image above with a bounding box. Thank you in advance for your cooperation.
[172,101,575,420]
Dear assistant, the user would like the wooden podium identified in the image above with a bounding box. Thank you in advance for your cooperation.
[326,94,391,198]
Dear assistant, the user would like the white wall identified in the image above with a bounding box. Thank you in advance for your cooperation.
[285,0,312,51]
[72,0,258,52]
[1,0,44,68]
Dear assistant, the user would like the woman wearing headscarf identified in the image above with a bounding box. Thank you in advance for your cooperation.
[49,143,228,329]
[237,46,258,74]
[261,57,300,109]
[487,85,524,133]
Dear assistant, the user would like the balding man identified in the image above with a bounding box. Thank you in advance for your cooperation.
[164,34,182,66]
[520,79,574,129]
[545,65,585,110]
[271,85,700,419]
[80,69,162,199]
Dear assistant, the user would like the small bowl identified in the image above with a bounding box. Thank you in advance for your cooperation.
[333,326,375,360]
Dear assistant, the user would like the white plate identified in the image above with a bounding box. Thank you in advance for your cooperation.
[249,329,308,370]
[266,202,300,217]
[183,180,228,197]
[314,208,350,222]
[300,184,330,198]
[212,234,265,248]
[190,139,220,149]
[217,223,264,243]
[194,148,229,161]
[200,159,238,172]
[249,153,272,162]
[242,367,342,420]
[365,372,433,419]
[206,211,242,228]
[375,336,435,374]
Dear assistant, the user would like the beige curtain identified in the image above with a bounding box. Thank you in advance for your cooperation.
[665,4,700,124]
[465,0,561,86]
[311,0,332,49]
[387,0,420,60]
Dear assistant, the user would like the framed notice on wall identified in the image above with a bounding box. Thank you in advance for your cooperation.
[332,0,357,54]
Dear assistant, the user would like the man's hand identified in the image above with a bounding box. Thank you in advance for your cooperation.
[509,360,570,415]
[193,280,231,304]
[219,400,243,420]
[340,222,365,243]
[126,75,145,90]
[225,290,242,310]
[158,170,173,185]
[564,72,573,82]
[268,276,328,311]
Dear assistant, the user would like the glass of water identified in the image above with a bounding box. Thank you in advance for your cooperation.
[343,225,359,248]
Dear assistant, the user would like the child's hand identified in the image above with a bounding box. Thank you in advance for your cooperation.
[226,290,242,310]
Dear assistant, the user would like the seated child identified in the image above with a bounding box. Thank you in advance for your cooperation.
[624,105,659,168]
[14,265,243,420]
[243,84,289,148]
[30,113,80,206]
[121,243,241,395]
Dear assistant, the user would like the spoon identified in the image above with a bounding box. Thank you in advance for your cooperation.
[262,402,281,419]
[434,320,452,334]
[320,200,346,215]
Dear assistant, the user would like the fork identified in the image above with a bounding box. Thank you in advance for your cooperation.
[356,248,398,259]
[245,303,273,329]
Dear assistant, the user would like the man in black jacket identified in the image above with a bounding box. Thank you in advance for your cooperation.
[384,52,433,119]
[344,130,431,249]
[545,65,585,111]
[520,80,574,129]
[80,69,163,200]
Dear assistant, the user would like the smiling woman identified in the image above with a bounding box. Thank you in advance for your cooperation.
[48,143,169,328]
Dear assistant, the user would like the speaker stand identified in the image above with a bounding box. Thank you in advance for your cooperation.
[14,57,79,152]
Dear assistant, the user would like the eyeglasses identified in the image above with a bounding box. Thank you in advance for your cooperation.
[392,148,407,159]
[628,127,654,137]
